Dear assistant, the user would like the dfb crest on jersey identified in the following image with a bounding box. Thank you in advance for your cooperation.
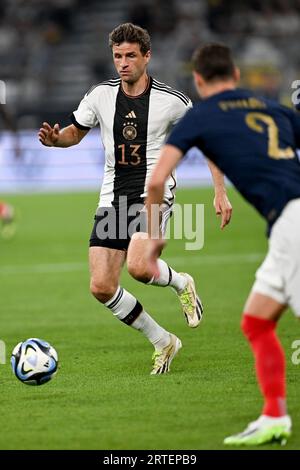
[123,122,137,140]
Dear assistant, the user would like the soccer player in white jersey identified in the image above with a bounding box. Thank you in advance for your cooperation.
[39,24,232,375]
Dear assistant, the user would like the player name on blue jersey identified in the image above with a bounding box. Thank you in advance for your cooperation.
[167,88,300,232]
[218,97,267,111]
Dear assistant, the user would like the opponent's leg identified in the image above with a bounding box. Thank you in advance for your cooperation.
[224,292,291,446]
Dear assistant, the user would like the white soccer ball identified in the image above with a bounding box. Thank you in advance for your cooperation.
[11,338,58,386]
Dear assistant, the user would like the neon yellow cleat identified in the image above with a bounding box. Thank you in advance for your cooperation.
[151,334,182,375]
[177,273,203,328]
[224,415,292,446]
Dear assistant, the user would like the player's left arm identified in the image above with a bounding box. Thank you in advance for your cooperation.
[206,158,233,229]
[146,144,183,278]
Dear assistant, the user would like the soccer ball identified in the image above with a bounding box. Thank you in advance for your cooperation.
[11,338,58,386]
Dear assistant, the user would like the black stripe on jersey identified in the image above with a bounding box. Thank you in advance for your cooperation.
[169,174,177,203]
[70,112,91,130]
[112,78,151,210]
[152,85,190,106]
[86,78,121,96]
[163,174,176,207]
[152,80,190,106]
[167,266,172,286]
[101,78,121,86]
[163,199,172,207]
[152,79,190,102]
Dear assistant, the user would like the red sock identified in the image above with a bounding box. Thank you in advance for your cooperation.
[241,314,286,417]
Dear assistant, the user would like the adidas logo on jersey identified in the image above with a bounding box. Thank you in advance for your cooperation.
[125,111,137,119]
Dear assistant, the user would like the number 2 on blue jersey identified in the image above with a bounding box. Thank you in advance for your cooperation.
[245,112,294,160]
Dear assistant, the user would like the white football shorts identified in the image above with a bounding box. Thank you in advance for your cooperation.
[252,198,300,317]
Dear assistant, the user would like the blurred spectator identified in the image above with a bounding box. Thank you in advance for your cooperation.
[206,0,233,33]
[0,104,21,159]
[151,0,178,35]
[0,0,299,125]
[129,0,153,30]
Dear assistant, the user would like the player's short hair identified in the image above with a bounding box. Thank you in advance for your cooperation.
[109,23,151,55]
[192,43,235,82]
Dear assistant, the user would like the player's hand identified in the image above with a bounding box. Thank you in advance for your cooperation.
[147,238,166,279]
[38,122,60,147]
[214,191,233,229]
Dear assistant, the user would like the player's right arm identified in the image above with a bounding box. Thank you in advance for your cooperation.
[147,144,183,278]
[38,122,89,147]
[39,88,99,147]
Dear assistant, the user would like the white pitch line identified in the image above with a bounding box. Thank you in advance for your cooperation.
[0,253,265,275]
[167,252,265,266]
[0,262,87,275]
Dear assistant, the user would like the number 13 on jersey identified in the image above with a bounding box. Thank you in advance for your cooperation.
[117,144,141,166]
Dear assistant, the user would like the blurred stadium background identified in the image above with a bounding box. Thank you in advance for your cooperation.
[2,0,300,122]
[1,0,300,451]
[1,0,300,192]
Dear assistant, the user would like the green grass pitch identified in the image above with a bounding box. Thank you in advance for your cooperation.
[0,188,299,450]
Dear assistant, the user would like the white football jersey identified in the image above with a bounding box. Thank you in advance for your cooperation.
[72,77,192,209]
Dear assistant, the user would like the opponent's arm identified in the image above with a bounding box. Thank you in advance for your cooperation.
[206,158,233,230]
[146,144,183,277]
[38,122,89,148]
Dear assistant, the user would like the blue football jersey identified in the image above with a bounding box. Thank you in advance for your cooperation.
[167,89,300,231]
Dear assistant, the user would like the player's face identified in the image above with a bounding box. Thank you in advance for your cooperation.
[112,42,150,84]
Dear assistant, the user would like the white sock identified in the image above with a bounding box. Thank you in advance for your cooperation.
[132,311,170,350]
[105,286,170,350]
[148,259,187,292]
